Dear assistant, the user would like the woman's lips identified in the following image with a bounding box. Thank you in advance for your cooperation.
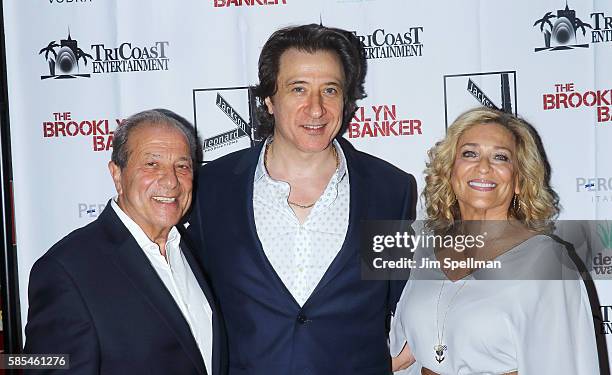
[468,179,497,191]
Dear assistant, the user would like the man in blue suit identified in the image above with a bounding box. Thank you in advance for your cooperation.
[25,109,226,374]
[187,24,416,374]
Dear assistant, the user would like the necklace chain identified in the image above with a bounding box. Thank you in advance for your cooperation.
[263,141,339,209]
[288,200,317,209]
[434,279,467,363]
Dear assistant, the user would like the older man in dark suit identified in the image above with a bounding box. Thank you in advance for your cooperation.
[24,109,226,375]
[187,24,417,374]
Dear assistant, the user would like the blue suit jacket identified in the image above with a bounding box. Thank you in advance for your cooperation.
[24,204,227,375]
[186,138,416,375]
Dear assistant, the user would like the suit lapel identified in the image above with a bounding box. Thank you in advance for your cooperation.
[234,140,371,308]
[181,239,223,375]
[99,206,207,374]
[307,139,369,302]
[233,144,302,308]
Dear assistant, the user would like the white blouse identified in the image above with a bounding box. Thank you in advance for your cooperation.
[391,235,600,375]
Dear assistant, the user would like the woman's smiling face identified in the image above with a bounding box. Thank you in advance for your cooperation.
[450,123,520,220]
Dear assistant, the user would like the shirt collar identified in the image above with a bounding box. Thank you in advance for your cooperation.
[254,137,348,183]
[110,196,181,253]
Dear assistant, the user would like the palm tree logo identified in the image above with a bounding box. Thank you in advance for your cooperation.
[533,3,592,52]
[533,12,556,34]
[40,31,92,79]
[574,17,592,37]
[39,41,59,76]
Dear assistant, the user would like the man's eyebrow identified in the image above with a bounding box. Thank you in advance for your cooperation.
[286,79,342,86]
[324,81,342,88]
[142,153,192,161]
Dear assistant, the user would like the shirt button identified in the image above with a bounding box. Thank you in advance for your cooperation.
[297,314,308,324]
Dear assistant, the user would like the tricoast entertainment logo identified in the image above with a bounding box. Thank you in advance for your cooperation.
[443,71,517,128]
[533,2,592,52]
[352,27,423,59]
[39,29,169,80]
[39,33,91,79]
[213,0,286,7]
[43,111,123,152]
[542,82,612,124]
[348,104,422,139]
[192,87,261,162]
[533,2,612,52]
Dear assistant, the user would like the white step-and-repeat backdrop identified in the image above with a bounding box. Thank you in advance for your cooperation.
[3,0,612,365]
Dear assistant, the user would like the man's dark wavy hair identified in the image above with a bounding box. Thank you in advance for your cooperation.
[251,24,367,138]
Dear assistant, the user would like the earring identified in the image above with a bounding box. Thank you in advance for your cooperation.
[512,194,521,213]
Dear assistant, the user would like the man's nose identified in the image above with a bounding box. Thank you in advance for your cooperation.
[159,167,179,189]
[306,92,325,118]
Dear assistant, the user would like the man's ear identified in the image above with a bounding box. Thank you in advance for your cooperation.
[264,97,274,115]
[108,161,123,195]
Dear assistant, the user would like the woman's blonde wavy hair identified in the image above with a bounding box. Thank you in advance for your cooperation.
[424,107,559,233]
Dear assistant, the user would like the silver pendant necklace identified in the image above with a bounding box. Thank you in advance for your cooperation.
[434,279,467,363]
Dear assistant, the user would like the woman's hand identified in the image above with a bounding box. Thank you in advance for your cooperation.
[392,342,416,372]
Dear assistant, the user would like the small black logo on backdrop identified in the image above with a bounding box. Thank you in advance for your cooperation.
[39,32,92,79]
[39,28,170,80]
[533,3,592,52]
[443,71,517,128]
[352,27,424,60]
[192,87,262,163]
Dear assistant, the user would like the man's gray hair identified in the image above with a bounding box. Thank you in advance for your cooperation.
[111,109,200,169]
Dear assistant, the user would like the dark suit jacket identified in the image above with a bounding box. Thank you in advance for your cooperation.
[24,203,227,375]
[187,138,417,375]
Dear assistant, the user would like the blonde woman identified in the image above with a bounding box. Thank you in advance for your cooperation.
[391,108,599,374]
